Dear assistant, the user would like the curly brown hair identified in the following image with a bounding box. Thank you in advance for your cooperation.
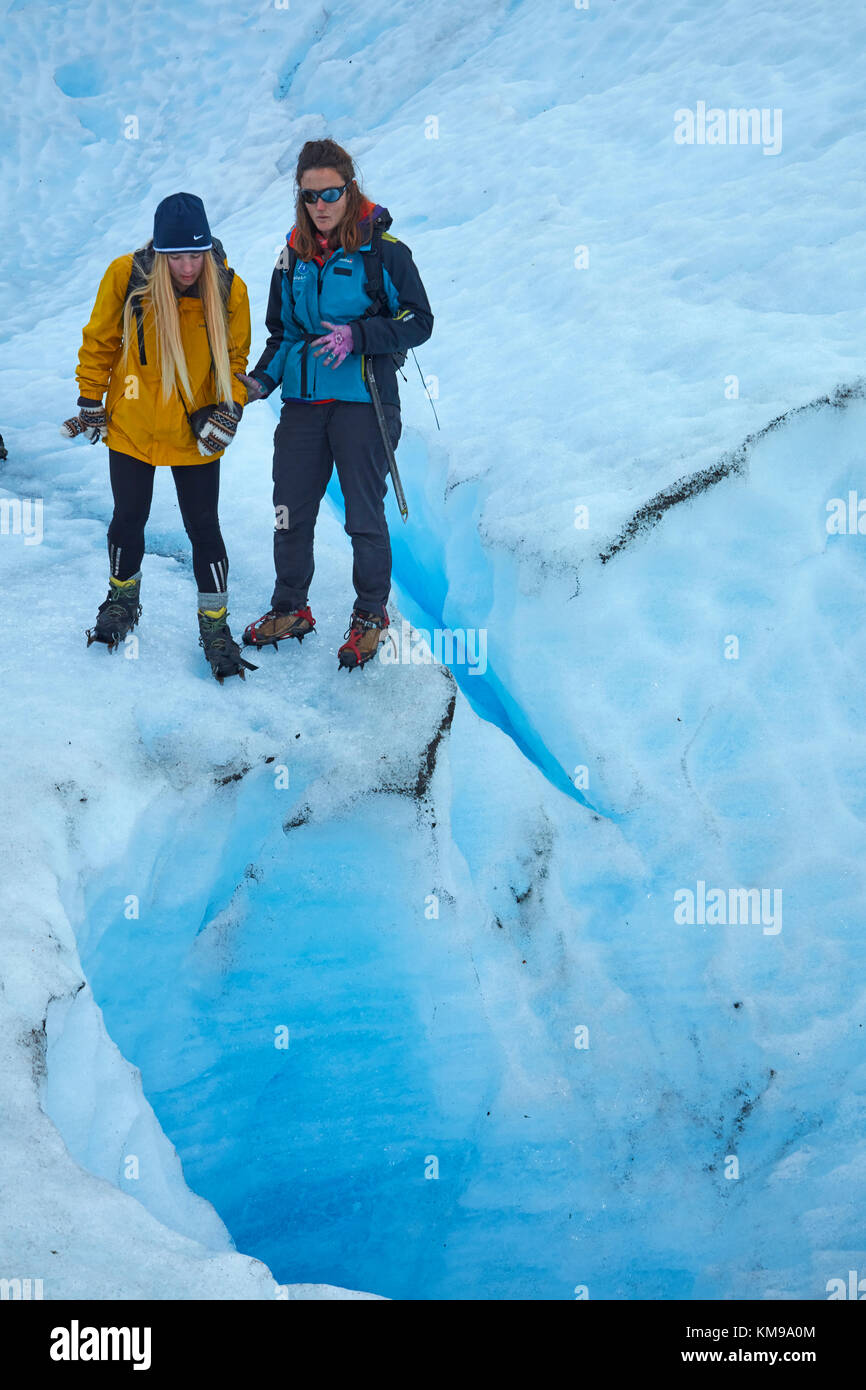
[292,138,369,261]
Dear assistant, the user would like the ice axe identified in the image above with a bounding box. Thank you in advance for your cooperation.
[365,356,408,522]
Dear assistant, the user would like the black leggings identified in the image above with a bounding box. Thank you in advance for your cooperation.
[107,450,228,594]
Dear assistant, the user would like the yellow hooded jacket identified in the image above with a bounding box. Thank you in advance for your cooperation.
[75,250,251,467]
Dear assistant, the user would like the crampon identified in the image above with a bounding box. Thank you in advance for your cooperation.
[337,607,390,671]
[86,577,142,652]
[198,608,258,683]
[242,606,316,650]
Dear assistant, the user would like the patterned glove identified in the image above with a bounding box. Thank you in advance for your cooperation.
[61,399,107,443]
[312,320,354,369]
[191,402,243,457]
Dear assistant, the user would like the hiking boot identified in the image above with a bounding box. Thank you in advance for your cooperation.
[86,574,142,651]
[198,606,258,682]
[337,606,390,671]
[242,605,316,649]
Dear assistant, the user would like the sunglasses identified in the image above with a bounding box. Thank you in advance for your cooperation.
[300,182,350,205]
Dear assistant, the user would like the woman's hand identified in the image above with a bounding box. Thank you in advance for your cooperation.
[192,402,242,457]
[234,371,267,401]
[60,400,107,443]
[312,321,354,369]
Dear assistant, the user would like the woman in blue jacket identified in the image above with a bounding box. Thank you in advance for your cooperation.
[237,138,433,670]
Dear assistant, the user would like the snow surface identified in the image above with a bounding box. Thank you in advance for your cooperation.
[1,0,865,1299]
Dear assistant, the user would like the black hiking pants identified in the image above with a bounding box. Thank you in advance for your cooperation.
[107,449,229,594]
[270,399,401,617]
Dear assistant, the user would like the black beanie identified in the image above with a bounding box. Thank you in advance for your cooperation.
[152,193,212,253]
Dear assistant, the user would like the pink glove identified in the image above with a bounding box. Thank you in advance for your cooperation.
[312,321,354,369]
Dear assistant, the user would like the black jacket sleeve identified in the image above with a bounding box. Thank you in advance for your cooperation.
[350,239,433,357]
[250,265,291,395]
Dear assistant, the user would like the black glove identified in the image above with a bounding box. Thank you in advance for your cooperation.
[190,401,243,457]
[61,398,107,443]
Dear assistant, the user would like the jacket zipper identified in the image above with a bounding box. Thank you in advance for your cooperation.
[310,257,327,400]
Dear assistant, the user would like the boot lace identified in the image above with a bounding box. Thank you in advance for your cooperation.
[100,586,139,624]
[343,610,383,640]
[199,612,234,653]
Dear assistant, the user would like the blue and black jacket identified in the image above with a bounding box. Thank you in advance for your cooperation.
[250,202,433,411]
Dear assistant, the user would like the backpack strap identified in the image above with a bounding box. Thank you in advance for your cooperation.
[285,244,297,298]
[127,247,151,365]
[359,225,406,369]
[360,225,386,319]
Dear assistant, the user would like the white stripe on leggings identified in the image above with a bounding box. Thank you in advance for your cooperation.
[210,559,227,594]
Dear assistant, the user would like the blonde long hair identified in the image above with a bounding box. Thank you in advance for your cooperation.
[121,249,234,406]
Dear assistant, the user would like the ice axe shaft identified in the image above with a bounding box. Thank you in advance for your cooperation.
[365,356,408,522]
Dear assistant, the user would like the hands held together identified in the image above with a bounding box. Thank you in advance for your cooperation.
[233,320,353,407]
[235,371,267,401]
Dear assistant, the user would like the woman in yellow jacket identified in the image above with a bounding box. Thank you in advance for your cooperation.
[62,192,256,681]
